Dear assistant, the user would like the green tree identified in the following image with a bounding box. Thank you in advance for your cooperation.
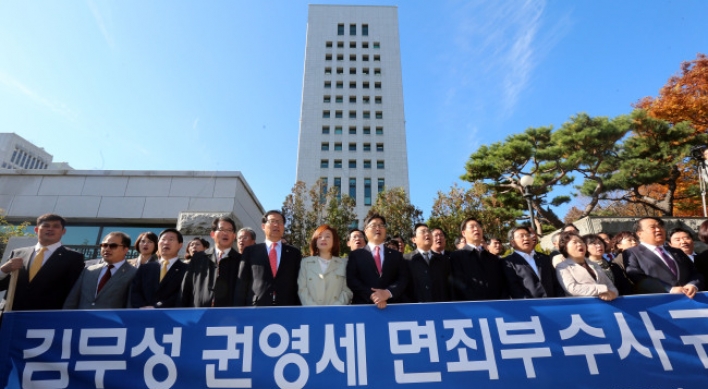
[367,187,423,246]
[427,182,520,251]
[0,212,32,258]
[282,180,357,255]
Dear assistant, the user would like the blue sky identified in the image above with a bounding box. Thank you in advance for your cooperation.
[1,0,707,221]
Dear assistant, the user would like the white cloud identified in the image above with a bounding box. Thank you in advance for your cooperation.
[86,0,114,49]
[0,72,78,122]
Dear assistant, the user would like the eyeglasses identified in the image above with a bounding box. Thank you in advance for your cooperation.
[366,223,386,230]
[215,228,234,233]
[100,243,124,249]
[266,219,283,226]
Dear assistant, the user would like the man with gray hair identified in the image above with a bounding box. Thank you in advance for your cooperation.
[237,227,257,254]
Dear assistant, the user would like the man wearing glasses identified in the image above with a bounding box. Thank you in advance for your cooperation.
[182,217,246,307]
[64,231,136,309]
[346,213,408,308]
[241,210,302,306]
[1,213,84,311]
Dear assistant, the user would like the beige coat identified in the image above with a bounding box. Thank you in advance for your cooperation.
[556,258,619,297]
[297,256,352,305]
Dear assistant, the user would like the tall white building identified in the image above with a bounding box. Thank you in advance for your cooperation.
[295,5,410,226]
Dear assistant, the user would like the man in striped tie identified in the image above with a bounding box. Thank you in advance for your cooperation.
[623,217,702,296]
[131,228,187,308]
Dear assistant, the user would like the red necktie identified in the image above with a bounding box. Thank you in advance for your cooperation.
[97,264,114,294]
[373,246,382,275]
[269,243,278,277]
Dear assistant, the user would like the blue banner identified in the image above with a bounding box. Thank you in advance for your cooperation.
[2,293,708,389]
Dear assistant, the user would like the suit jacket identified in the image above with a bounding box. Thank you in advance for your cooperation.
[450,246,508,301]
[555,258,618,297]
[297,256,352,305]
[503,251,563,298]
[128,255,158,268]
[346,245,408,304]
[694,250,708,291]
[182,248,246,307]
[241,243,302,306]
[0,245,84,311]
[131,259,188,308]
[404,251,452,303]
[63,262,137,309]
[623,244,703,293]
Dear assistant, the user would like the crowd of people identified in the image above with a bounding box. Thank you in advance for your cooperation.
[1,211,706,314]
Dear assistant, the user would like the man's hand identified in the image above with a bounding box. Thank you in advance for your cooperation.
[0,257,23,274]
[682,284,698,299]
[370,288,391,309]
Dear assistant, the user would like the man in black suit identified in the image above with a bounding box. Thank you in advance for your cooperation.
[0,213,84,311]
[502,226,563,299]
[131,228,188,308]
[346,213,408,308]
[181,217,246,307]
[450,218,508,301]
[403,223,451,302]
[430,228,452,258]
[240,210,301,306]
[624,217,701,296]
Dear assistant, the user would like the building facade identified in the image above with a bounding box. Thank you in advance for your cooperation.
[0,133,54,170]
[295,5,410,225]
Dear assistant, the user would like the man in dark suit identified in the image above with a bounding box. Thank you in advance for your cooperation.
[132,228,188,308]
[503,226,563,299]
[430,228,452,258]
[346,213,408,308]
[624,217,702,296]
[181,217,246,307]
[0,213,85,311]
[64,231,136,309]
[450,218,508,301]
[403,223,451,303]
[240,210,301,306]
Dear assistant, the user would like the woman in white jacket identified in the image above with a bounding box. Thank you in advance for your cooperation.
[556,231,618,301]
[298,224,353,305]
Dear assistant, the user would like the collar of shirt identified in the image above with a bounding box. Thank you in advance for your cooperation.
[265,240,281,264]
[516,250,541,276]
[34,241,62,260]
[640,242,660,251]
[367,243,385,264]
[110,259,126,271]
[215,248,231,259]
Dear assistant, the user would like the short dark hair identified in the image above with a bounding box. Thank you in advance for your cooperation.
[582,233,606,255]
[668,227,694,241]
[610,231,639,254]
[347,228,366,242]
[486,235,501,244]
[159,228,183,243]
[558,231,583,258]
[562,223,579,232]
[460,217,482,233]
[262,210,285,224]
[105,231,131,247]
[454,236,465,246]
[413,223,429,233]
[634,217,664,233]
[431,228,446,238]
[364,213,386,228]
[37,213,66,228]
[212,216,237,232]
[134,231,158,254]
[309,224,340,257]
[238,227,257,240]
[507,226,530,243]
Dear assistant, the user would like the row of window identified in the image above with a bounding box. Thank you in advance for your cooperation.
[322,110,383,119]
[323,95,382,104]
[325,54,380,62]
[321,177,384,206]
[324,81,382,89]
[321,142,384,152]
[322,125,383,135]
[338,23,368,36]
[320,159,385,169]
[326,41,380,49]
[8,148,49,169]
[324,67,381,75]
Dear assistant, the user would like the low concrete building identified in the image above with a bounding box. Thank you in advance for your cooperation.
[0,169,265,259]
